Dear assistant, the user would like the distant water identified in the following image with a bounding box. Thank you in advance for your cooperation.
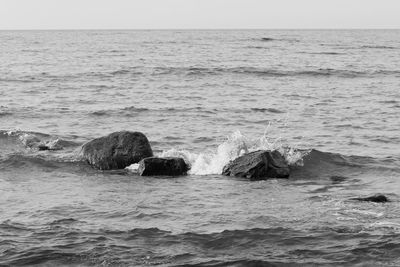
[1,30,400,266]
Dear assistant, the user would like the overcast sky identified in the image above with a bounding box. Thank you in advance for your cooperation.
[1,0,400,30]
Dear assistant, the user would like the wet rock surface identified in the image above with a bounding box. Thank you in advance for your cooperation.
[222,150,290,180]
[138,157,188,176]
[82,131,153,170]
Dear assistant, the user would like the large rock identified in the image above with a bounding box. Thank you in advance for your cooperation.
[82,131,153,170]
[222,150,290,180]
[138,157,188,176]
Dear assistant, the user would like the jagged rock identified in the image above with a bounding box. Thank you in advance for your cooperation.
[82,131,153,170]
[222,150,290,180]
[351,194,389,203]
[138,157,188,176]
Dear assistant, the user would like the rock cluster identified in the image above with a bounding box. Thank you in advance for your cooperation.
[82,132,293,179]
[81,133,390,204]
[81,131,188,176]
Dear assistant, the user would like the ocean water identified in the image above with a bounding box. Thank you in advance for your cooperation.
[0,30,400,266]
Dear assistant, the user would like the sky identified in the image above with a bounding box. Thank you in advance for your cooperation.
[1,0,400,30]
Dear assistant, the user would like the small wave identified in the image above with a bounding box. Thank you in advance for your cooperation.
[0,130,80,149]
[150,66,397,78]
[193,137,215,143]
[97,49,126,54]
[1,130,49,141]
[0,154,82,170]
[90,110,108,116]
[289,149,400,179]
[121,106,149,112]
[48,218,79,225]
[110,69,131,75]
[296,69,364,78]
[251,108,285,114]
[306,52,344,55]
[0,220,30,232]
[1,247,77,266]
[0,111,12,117]
[90,106,218,117]
[181,259,289,267]
[361,45,398,49]
[369,221,400,230]
[256,37,299,43]
[0,77,40,83]
[90,106,150,117]
[246,45,269,49]
[379,100,398,104]
[103,226,299,243]
[260,37,275,42]
[109,68,143,76]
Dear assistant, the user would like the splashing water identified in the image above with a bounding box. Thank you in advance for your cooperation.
[157,130,306,175]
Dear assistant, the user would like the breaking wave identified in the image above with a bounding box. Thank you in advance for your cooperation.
[157,130,399,176]
[2,129,398,178]
[0,130,80,149]
[159,130,308,175]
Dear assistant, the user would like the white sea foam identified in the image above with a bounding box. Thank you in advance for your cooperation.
[126,163,140,172]
[369,221,400,229]
[18,133,41,147]
[157,130,306,175]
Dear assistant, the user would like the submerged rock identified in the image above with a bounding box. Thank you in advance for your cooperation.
[82,131,153,170]
[138,157,188,176]
[351,194,389,203]
[38,139,64,151]
[222,150,290,180]
[38,144,51,151]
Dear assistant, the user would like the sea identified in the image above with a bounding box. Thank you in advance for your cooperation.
[0,30,399,266]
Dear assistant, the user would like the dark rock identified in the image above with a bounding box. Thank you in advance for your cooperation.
[222,150,290,180]
[82,131,153,170]
[351,194,389,203]
[38,144,50,151]
[138,157,188,176]
[37,140,63,151]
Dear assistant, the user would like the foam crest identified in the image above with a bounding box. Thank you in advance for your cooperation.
[158,130,306,175]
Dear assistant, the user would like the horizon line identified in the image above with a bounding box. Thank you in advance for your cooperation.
[1,28,400,31]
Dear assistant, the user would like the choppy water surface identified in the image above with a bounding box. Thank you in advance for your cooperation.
[1,30,400,266]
